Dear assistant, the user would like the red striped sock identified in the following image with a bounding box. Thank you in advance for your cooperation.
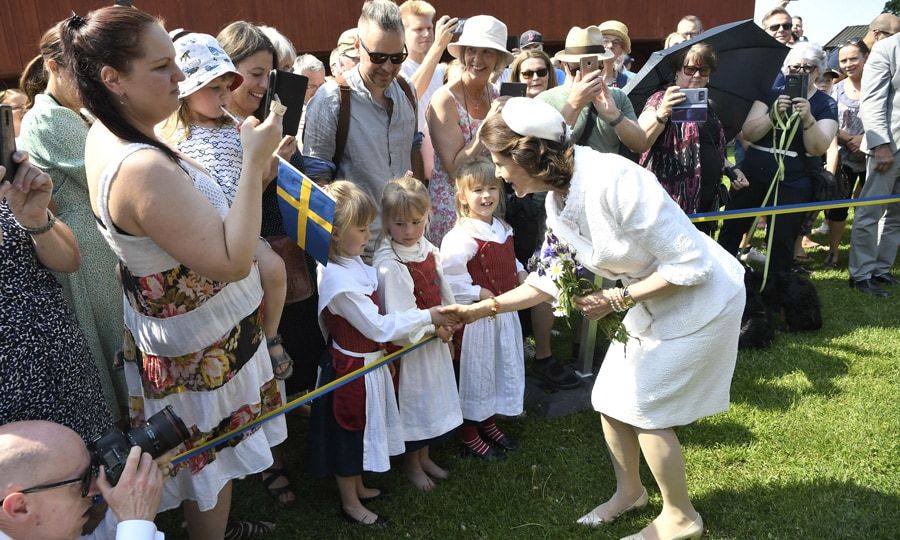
[480,416,506,445]
[461,424,490,456]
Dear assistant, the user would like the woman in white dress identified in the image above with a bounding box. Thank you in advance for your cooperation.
[442,97,745,540]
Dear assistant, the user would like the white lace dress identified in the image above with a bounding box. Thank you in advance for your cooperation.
[95,143,287,512]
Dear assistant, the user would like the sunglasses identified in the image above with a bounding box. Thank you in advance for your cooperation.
[788,64,817,74]
[602,38,624,47]
[872,29,895,38]
[0,463,95,504]
[520,68,549,79]
[358,35,408,65]
[768,22,793,32]
[682,65,712,77]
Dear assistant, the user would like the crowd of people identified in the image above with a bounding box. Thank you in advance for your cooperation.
[1,1,898,539]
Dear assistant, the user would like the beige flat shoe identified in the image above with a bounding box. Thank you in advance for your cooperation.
[576,487,648,527]
[619,513,704,540]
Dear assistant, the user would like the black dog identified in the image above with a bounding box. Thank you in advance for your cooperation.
[739,264,775,349]
[763,271,823,332]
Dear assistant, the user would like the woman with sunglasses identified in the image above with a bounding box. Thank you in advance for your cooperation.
[638,42,749,235]
[717,42,838,277]
[509,50,557,99]
[426,15,513,245]
[821,39,870,268]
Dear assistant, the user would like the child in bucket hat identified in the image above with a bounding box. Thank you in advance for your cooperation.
[161,31,295,384]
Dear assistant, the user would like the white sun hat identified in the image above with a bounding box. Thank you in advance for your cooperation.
[447,15,514,69]
[171,31,243,99]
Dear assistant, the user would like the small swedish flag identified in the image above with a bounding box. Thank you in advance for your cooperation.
[276,157,336,266]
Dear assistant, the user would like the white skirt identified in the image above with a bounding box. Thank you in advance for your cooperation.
[592,291,744,429]
[398,339,462,441]
[458,312,524,422]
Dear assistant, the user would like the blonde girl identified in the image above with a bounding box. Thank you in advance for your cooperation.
[440,158,527,460]
[310,181,457,526]
[372,176,462,491]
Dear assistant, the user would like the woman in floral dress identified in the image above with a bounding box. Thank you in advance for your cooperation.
[426,15,511,245]
[64,8,285,539]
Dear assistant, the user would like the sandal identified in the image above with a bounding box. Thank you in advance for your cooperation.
[823,251,840,269]
[266,334,293,380]
[260,467,296,507]
[224,520,275,540]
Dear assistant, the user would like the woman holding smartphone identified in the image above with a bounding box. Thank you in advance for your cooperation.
[638,42,749,235]
[716,42,837,277]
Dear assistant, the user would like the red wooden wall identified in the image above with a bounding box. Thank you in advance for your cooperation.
[0,0,754,82]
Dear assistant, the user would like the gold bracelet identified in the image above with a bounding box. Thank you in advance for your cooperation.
[488,297,500,320]
[622,287,636,309]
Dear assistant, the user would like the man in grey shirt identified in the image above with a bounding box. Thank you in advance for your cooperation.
[304,0,419,253]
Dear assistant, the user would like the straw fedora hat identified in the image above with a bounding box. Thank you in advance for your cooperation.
[447,15,514,68]
[597,20,632,54]
[555,26,615,63]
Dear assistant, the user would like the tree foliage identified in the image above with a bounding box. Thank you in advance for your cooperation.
[884,0,900,16]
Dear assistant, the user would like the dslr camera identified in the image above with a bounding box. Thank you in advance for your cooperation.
[89,406,190,485]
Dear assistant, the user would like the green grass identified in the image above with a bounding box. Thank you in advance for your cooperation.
[157,227,899,539]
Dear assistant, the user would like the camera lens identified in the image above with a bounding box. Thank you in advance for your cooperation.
[127,406,190,457]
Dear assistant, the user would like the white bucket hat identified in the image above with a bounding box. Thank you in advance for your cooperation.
[447,15,513,69]
[171,31,243,99]
[555,26,615,64]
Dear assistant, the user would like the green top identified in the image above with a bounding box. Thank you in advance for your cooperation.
[536,85,637,154]
[18,93,126,420]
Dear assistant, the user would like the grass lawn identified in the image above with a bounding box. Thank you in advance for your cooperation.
[157,226,899,539]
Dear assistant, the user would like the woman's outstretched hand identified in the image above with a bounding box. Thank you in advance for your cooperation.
[437,303,482,325]
[573,290,613,321]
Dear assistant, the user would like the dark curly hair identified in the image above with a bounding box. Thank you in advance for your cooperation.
[479,98,574,192]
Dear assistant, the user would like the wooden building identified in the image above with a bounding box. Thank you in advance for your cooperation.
[1,0,754,84]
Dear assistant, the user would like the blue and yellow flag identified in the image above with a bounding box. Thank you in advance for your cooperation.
[276,157,335,265]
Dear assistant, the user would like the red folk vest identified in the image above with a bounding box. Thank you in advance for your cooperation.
[404,252,443,309]
[465,236,518,296]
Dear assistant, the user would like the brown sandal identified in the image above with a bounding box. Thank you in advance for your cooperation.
[267,335,293,380]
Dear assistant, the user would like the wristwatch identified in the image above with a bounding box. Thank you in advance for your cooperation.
[16,208,56,236]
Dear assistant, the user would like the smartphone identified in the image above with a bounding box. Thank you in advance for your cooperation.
[499,82,527,98]
[453,18,467,36]
[671,87,708,123]
[506,35,519,53]
[784,73,808,100]
[579,55,599,75]
[253,69,309,137]
[0,105,17,183]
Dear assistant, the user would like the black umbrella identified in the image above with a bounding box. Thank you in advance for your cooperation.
[623,19,789,140]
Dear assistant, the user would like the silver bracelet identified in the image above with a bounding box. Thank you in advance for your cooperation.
[16,208,56,236]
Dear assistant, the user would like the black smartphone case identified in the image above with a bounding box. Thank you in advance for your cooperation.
[254,69,309,137]
[0,105,17,183]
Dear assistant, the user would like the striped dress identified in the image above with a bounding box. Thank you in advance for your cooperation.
[95,143,287,512]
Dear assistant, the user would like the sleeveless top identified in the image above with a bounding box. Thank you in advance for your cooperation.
[322,292,383,355]
[404,252,443,309]
[94,142,285,511]
[466,237,519,295]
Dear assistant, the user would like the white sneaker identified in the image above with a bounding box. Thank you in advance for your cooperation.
[739,247,767,264]
[812,222,830,236]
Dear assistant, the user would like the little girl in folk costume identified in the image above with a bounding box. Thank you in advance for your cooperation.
[308,181,457,526]
[441,158,528,460]
[372,177,462,491]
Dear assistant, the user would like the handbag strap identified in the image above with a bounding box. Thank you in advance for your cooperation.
[577,105,597,146]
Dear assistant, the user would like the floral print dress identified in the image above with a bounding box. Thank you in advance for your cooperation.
[95,143,286,512]
[426,85,498,246]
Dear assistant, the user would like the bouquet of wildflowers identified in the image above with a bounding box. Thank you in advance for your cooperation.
[528,230,630,344]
